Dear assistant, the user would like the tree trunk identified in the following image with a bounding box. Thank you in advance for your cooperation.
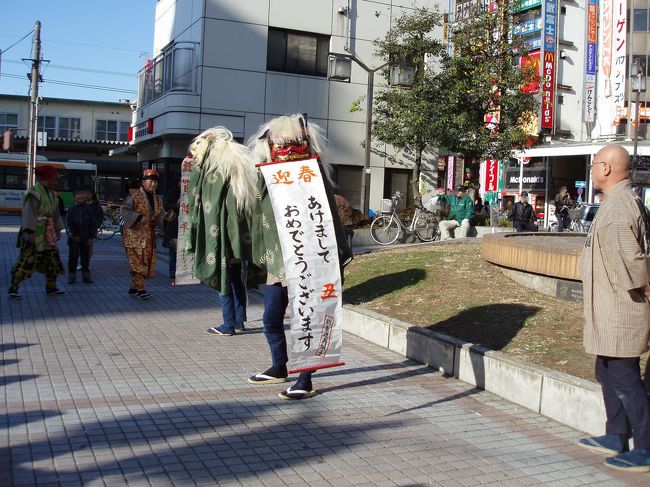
[411,147,423,207]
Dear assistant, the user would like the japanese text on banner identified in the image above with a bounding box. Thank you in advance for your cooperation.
[175,156,200,285]
[260,158,343,372]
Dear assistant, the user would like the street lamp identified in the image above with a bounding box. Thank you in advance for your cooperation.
[631,58,646,188]
[328,53,413,216]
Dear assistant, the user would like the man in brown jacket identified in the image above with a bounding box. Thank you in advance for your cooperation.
[578,145,650,472]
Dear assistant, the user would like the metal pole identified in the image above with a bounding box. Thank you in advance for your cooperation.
[27,20,41,190]
[544,155,549,228]
[633,85,640,188]
[361,69,374,216]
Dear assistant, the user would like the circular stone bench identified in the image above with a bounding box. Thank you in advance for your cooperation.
[482,233,586,301]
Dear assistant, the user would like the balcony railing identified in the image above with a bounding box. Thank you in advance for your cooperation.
[137,42,199,107]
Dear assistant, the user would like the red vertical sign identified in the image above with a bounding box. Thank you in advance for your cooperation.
[484,159,499,192]
[541,52,555,129]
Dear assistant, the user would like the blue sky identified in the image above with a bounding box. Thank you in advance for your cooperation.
[0,0,156,102]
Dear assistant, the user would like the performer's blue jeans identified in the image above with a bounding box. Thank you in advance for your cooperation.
[263,283,289,367]
[219,263,247,333]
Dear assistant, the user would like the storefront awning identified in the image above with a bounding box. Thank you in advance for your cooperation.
[515,142,650,158]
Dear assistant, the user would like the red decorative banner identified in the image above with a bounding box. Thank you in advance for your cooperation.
[484,159,499,192]
[541,51,555,129]
[520,50,541,94]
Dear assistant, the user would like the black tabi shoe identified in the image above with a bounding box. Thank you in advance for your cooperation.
[128,288,138,296]
[247,365,288,384]
[45,288,66,296]
[136,290,151,300]
[8,289,22,300]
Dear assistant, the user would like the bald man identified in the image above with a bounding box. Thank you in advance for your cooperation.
[578,145,650,472]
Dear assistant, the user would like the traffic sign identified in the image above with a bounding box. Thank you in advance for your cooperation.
[575,180,586,189]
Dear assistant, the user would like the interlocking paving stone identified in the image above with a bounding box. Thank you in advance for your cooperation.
[1,214,649,486]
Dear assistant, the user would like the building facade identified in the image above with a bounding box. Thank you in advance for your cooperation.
[0,94,140,203]
[132,0,447,211]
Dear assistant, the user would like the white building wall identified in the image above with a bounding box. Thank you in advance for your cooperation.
[135,0,447,210]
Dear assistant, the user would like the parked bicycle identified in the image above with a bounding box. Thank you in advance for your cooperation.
[548,205,586,233]
[370,192,440,245]
[96,204,122,240]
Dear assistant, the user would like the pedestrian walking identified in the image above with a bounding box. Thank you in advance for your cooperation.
[182,128,256,336]
[8,165,65,299]
[120,169,164,300]
[554,186,572,232]
[507,191,538,232]
[437,185,474,240]
[66,188,99,284]
[163,179,180,280]
[578,144,650,472]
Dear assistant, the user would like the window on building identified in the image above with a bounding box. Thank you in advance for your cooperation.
[36,116,81,139]
[634,9,649,31]
[267,28,330,77]
[0,113,18,134]
[37,116,57,139]
[58,117,81,139]
[632,55,648,76]
[137,42,198,107]
[96,120,130,141]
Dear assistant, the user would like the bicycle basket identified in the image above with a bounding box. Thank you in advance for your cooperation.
[568,208,582,220]
[380,199,393,214]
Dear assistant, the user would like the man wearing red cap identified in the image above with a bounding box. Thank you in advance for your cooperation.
[9,165,65,299]
[120,169,164,299]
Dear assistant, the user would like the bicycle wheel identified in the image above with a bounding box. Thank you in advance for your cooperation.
[414,211,440,242]
[370,215,400,245]
[571,221,585,233]
[95,222,116,240]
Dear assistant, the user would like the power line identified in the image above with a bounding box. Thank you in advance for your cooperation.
[2,72,137,94]
[3,59,136,78]
[1,30,34,54]
[0,33,147,54]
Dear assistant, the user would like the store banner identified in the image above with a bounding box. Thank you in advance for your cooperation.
[447,156,456,192]
[584,0,598,124]
[541,51,556,129]
[611,0,626,123]
[259,157,344,373]
[175,156,200,286]
[520,50,541,94]
[484,159,499,192]
[541,0,557,129]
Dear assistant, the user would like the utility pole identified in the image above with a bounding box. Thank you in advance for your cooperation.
[26,20,42,189]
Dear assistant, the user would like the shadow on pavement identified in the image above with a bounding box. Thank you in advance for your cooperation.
[0,375,39,387]
[4,401,408,485]
[317,363,435,394]
[0,343,36,354]
[344,268,426,304]
[385,387,482,416]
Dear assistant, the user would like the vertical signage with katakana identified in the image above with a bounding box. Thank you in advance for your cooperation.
[259,157,344,373]
[584,0,598,122]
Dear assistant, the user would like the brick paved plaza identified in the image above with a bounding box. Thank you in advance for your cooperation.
[0,216,648,486]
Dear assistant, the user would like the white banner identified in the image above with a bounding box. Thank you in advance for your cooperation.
[259,157,344,373]
[593,0,626,137]
[175,156,200,285]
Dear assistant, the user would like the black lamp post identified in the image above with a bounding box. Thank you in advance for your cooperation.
[631,58,646,189]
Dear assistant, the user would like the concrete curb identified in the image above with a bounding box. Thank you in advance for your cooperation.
[342,305,605,435]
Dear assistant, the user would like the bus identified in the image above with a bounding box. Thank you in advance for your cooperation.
[0,154,97,213]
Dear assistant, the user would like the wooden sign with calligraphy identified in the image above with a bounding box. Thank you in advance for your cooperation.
[259,157,344,373]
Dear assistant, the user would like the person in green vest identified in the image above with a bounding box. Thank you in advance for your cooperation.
[185,127,257,335]
[9,165,66,299]
[437,185,474,240]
